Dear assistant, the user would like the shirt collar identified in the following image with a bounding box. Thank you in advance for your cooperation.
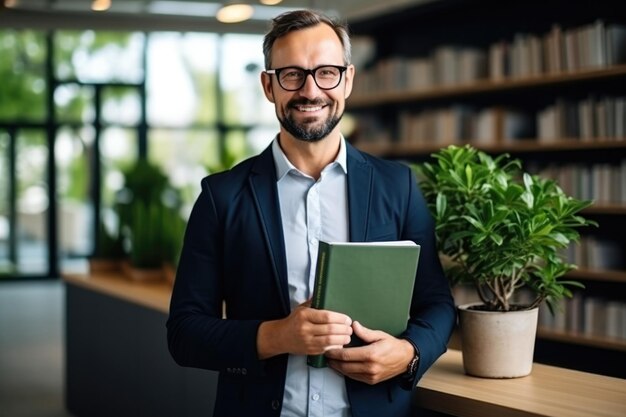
[271,135,348,181]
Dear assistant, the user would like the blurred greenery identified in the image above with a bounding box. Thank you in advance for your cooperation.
[0,30,46,120]
[2,28,272,270]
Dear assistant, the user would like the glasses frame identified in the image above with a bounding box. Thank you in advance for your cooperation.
[265,65,348,91]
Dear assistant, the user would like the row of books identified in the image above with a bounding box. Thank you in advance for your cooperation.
[352,20,626,96]
[538,96,626,141]
[562,236,626,271]
[390,95,626,145]
[495,20,626,79]
[534,161,626,204]
[539,294,626,341]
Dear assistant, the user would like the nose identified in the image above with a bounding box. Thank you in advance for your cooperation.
[298,72,321,98]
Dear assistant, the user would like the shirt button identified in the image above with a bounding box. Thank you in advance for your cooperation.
[312,393,320,401]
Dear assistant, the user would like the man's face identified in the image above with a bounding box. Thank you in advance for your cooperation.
[261,23,354,143]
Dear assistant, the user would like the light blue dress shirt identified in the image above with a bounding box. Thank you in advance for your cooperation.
[271,137,351,417]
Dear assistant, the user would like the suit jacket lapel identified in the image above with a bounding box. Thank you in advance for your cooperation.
[346,143,373,243]
[249,146,290,315]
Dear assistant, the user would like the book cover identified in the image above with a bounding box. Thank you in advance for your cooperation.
[307,240,421,368]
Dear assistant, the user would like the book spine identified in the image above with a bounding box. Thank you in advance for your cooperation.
[307,242,331,368]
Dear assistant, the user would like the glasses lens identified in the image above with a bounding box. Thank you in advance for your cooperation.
[314,66,342,89]
[278,68,306,91]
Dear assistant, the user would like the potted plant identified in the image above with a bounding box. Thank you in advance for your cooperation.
[122,200,164,281]
[117,160,181,281]
[161,206,187,285]
[414,144,597,378]
[89,215,124,274]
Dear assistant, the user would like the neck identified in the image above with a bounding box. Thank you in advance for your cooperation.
[278,131,341,180]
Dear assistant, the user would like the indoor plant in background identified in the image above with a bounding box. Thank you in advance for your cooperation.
[415,145,597,378]
[117,160,181,281]
[161,205,187,285]
[88,216,125,274]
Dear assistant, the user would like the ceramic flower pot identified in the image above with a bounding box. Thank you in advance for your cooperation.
[457,303,539,378]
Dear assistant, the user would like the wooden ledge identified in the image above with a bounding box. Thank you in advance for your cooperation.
[64,273,171,314]
[418,349,626,417]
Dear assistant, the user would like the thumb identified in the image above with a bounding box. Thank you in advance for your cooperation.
[352,321,384,344]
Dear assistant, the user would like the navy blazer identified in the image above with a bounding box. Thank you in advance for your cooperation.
[167,142,456,417]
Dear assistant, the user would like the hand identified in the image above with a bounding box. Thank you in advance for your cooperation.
[325,321,415,385]
[257,301,353,359]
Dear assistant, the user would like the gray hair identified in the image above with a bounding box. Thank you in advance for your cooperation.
[262,9,352,69]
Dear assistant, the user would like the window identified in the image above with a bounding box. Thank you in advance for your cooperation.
[1,28,281,278]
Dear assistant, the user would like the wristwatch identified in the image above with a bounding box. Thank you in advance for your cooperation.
[403,340,420,379]
[405,351,420,378]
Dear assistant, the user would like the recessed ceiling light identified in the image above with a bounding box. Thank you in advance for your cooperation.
[216,3,254,23]
[92,0,111,12]
[259,0,283,5]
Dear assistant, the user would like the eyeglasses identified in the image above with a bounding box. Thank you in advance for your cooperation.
[265,65,347,91]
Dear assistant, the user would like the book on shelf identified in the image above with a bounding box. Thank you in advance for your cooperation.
[307,240,420,368]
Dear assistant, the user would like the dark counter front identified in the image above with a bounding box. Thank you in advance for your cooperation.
[65,278,218,417]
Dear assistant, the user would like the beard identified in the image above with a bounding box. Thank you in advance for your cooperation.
[278,99,342,143]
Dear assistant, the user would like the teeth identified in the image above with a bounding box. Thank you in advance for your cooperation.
[297,106,323,112]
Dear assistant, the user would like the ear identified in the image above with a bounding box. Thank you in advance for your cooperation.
[343,64,356,99]
[261,71,275,103]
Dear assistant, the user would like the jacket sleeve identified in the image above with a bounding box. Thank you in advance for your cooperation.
[166,178,268,377]
[400,167,456,387]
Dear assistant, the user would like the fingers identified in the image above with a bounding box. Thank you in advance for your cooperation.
[325,334,416,385]
[351,321,385,343]
[307,308,353,326]
[277,306,354,355]
[304,314,353,353]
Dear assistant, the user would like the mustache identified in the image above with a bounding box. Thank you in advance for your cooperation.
[287,98,330,108]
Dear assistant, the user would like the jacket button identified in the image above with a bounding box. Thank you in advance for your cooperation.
[241,368,247,375]
[271,399,280,410]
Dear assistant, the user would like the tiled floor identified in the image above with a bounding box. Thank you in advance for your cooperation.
[0,281,73,417]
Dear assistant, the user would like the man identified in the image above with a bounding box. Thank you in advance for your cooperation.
[167,9,455,417]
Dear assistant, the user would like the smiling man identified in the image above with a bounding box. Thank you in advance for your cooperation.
[167,10,455,417]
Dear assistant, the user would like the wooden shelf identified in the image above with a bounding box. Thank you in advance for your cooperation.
[567,268,626,283]
[353,139,626,158]
[349,65,626,108]
[538,328,626,352]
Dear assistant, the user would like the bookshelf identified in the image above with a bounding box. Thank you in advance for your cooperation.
[347,0,626,376]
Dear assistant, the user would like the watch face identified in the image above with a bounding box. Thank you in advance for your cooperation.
[409,355,419,375]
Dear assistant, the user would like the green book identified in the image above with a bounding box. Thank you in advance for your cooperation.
[307,240,421,368]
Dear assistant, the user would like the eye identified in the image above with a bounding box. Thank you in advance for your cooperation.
[317,67,340,78]
[281,69,304,80]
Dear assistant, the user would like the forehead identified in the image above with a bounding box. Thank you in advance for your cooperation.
[270,23,344,67]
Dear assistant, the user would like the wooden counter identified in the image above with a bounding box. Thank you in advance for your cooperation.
[64,273,626,417]
[64,272,171,314]
[417,349,626,417]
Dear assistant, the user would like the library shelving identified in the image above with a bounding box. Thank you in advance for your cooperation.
[347,0,626,378]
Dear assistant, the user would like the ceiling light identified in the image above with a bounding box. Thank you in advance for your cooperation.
[216,2,254,23]
[259,0,283,5]
[4,0,19,8]
[91,0,111,12]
